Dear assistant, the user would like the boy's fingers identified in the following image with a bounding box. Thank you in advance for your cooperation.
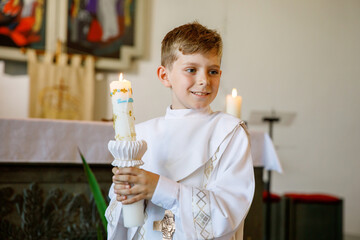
[113,174,138,183]
[115,183,144,196]
[112,167,119,174]
[116,194,127,202]
[121,193,145,205]
[116,185,135,196]
[115,167,141,175]
[112,175,124,183]
[113,183,131,190]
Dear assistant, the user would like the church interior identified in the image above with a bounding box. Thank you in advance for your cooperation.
[0,0,359,239]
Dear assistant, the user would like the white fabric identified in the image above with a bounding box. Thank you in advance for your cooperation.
[108,140,147,167]
[27,49,95,120]
[0,118,113,163]
[137,106,250,182]
[105,107,255,240]
[249,130,283,172]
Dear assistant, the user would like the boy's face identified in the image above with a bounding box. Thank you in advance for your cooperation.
[158,50,222,110]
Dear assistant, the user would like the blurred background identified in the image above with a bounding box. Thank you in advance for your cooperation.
[1,0,359,239]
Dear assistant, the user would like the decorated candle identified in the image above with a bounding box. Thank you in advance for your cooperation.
[110,73,136,141]
[108,73,146,228]
[226,88,242,118]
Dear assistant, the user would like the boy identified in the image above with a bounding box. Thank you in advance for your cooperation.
[106,22,254,240]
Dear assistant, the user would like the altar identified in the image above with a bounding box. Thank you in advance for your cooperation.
[0,118,282,239]
[0,118,281,168]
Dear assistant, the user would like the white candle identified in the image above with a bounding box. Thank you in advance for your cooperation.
[109,73,145,227]
[226,88,242,118]
[110,73,136,141]
[122,200,145,227]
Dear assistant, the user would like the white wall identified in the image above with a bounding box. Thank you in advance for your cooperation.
[102,0,360,236]
[1,0,359,236]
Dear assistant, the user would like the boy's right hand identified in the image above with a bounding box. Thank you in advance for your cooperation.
[112,167,160,204]
[112,167,131,202]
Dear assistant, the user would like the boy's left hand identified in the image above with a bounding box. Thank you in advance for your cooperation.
[112,167,160,205]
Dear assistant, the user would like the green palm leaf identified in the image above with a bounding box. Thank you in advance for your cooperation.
[78,148,107,231]
[97,224,104,240]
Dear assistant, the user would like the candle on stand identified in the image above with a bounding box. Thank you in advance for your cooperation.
[108,73,147,228]
[110,73,136,141]
[226,88,242,119]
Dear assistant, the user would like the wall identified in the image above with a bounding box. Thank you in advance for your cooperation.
[1,0,359,236]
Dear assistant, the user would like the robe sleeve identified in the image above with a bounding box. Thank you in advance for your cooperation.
[105,183,128,240]
[151,124,255,239]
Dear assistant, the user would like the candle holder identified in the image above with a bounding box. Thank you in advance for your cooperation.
[108,139,147,228]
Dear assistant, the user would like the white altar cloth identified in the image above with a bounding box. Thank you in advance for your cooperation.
[0,118,281,172]
[249,130,282,173]
[0,118,114,164]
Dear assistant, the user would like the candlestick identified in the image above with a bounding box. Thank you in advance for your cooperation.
[108,140,147,228]
[110,73,136,141]
[108,73,147,228]
[226,88,242,118]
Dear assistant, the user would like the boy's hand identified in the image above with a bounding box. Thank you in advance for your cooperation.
[112,167,160,205]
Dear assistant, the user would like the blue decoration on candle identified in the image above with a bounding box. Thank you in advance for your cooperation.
[117,98,134,103]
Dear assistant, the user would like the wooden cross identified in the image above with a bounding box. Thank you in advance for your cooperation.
[153,210,175,240]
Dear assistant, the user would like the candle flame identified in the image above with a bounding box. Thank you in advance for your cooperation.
[119,73,124,81]
[232,88,238,98]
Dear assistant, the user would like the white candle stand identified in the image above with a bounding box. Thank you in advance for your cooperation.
[108,140,147,228]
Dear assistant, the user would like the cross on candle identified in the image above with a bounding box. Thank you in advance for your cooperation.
[226,88,242,119]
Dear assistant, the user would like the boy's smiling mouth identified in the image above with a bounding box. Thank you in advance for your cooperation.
[190,91,210,96]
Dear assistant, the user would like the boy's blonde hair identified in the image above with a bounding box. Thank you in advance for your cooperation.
[161,22,223,69]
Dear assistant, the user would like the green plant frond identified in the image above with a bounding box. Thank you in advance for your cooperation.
[97,224,104,240]
[78,147,108,231]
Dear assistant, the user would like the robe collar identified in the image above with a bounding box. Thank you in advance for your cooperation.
[164,106,212,119]
[136,106,240,182]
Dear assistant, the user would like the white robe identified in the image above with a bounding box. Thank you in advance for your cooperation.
[106,106,255,240]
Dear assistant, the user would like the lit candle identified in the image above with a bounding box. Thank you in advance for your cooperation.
[108,73,146,228]
[109,73,136,141]
[226,88,242,118]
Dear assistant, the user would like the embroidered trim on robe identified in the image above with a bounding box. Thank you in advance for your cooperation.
[192,122,247,239]
[191,147,221,240]
[192,187,214,239]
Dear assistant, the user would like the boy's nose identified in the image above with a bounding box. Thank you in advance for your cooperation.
[198,74,209,86]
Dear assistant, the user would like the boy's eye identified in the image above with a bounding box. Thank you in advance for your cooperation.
[186,68,196,73]
[209,70,219,75]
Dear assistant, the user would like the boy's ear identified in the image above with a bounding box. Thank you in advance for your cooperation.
[157,66,171,88]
